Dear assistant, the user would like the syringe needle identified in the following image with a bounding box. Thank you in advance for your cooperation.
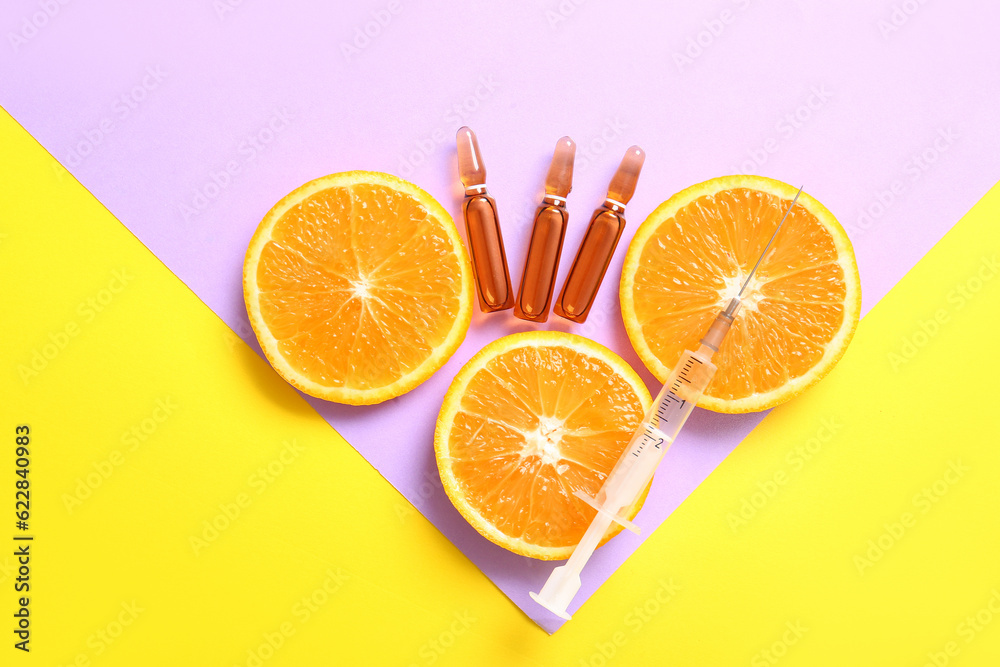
[738,185,803,297]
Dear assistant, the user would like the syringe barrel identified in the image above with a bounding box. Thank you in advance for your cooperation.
[650,347,717,439]
[596,348,718,511]
[597,423,672,511]
[532,347,720,619]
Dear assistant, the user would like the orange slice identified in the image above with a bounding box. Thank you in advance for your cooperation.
[435,332,652,560]
[243,171,474,405]
[620,175,861,413]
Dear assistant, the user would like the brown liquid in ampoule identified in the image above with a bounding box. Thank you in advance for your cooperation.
[514,137,576,322]
[554,146,644,323]
[457,126,514,312]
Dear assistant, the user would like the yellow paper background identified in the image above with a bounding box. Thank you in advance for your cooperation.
[2,106,998,665]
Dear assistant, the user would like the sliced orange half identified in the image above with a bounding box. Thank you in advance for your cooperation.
[243,171,474,405]
[435,332,653,560]
[620,175,861,413]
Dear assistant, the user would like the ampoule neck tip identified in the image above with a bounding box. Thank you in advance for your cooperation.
[606,146,645,205]
[622,146,645,168]
[545,136,576,198]
[456,126,486,187]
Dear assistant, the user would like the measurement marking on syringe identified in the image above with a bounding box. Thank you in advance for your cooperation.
[656,394,686,423]
[631,425,665,457]
[676,357,704,386]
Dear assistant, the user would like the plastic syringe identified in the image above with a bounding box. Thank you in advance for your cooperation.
[530,186,803,620]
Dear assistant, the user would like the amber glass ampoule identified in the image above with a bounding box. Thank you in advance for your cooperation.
[456,126,514,312]
[514,137,576,322]
[554,146,645,323]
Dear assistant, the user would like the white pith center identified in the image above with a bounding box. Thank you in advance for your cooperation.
[719,272,767,313]
[522,415,565,466]
[351,276,372,299]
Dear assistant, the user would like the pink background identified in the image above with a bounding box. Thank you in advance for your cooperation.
[3,0,998,632]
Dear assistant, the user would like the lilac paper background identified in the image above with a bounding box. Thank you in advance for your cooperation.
[4,0,999,633]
